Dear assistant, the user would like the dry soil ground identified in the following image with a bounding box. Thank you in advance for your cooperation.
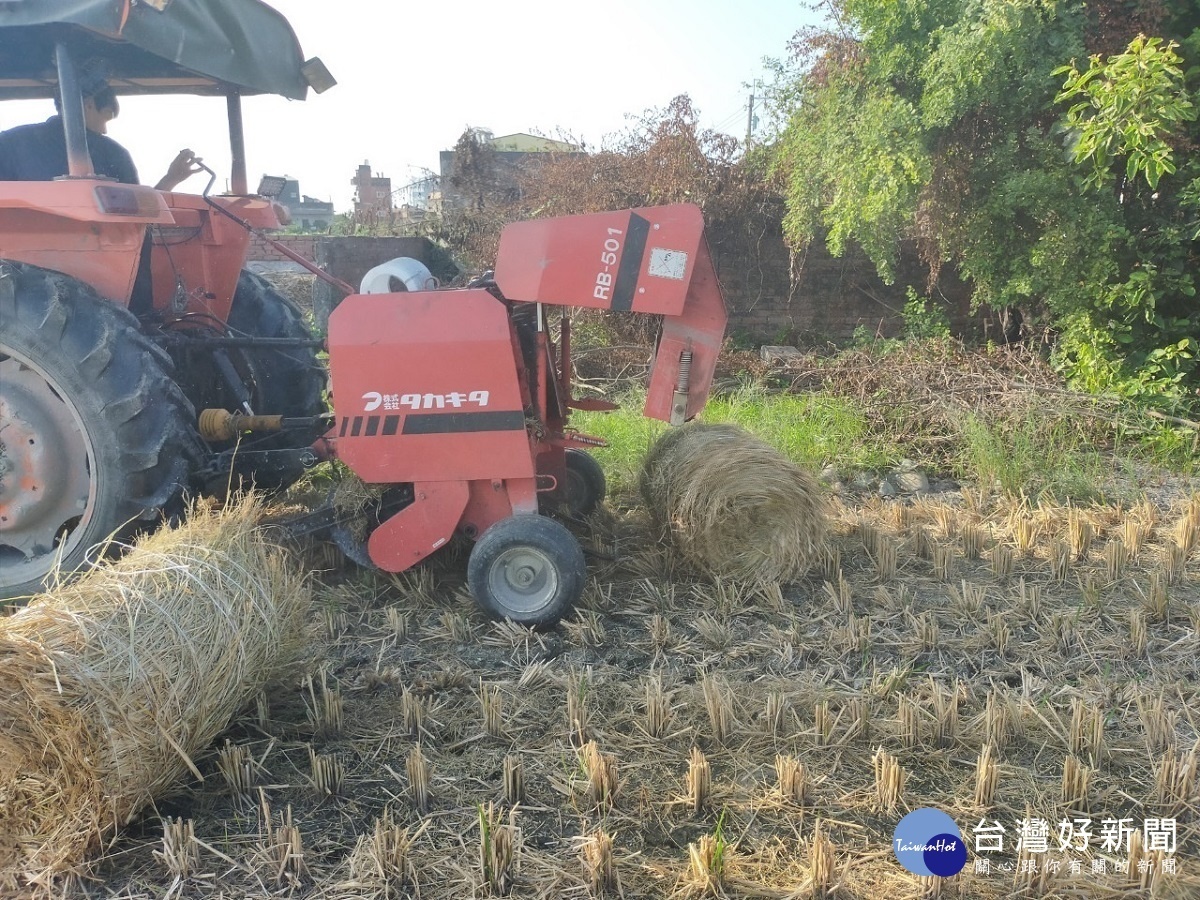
[81,482,1200,900]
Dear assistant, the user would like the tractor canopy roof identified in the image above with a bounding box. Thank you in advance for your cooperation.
[0,0,325,102]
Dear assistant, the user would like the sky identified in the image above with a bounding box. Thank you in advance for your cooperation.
[3,0,818,212]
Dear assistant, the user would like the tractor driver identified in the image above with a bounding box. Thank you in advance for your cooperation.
[0,64,202,191]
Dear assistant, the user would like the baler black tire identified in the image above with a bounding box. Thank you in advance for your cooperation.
[468,515,586,629]
[0,261,201,602]
[220,270,327,490]
[550,449,607,518]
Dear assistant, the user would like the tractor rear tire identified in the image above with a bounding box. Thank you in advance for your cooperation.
[211,271,326,491]
[0,262,200,602]
[467,515,586,628]
[228,270,325,425]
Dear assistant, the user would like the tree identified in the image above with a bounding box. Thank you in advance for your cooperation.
[430,97,778,285]
[769,0,1200,408]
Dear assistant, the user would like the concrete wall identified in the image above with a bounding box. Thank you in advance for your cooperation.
[313,237,450,288]
[247,235,456,331]
[246,235,452,282]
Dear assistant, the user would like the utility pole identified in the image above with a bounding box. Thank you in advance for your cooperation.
[745,88,755,149]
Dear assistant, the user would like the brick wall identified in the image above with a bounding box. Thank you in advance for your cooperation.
[246,234,318,264]
[707,216,983,343]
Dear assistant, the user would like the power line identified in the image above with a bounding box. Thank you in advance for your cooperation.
[389,172,439,199]
[712,107,747,133]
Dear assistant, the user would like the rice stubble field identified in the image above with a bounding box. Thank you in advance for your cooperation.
[73,482,1200,899]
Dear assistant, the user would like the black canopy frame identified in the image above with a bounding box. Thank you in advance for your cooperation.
[0,0,317,99]
[0,0,331,192]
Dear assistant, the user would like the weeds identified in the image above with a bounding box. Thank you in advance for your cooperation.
[577,340,1194,505]
[686,809,729,895]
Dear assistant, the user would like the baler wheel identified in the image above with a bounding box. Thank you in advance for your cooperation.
[467,515,586,628]
[0,262,199,601]
[550,449,607,518]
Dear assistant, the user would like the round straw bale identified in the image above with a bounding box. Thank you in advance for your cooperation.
[639,423,828,582]
[0,499,310,893]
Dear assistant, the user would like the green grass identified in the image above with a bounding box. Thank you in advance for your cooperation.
[955,408,1197,503]
[958,412,1113,502]
[570,378,1196,505]
[1129,423,1199,475]
[701,386,894,471]
[571,387,893,499]
[571,397,668,499]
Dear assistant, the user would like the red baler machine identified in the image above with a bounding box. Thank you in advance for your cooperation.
[325,203,726,626]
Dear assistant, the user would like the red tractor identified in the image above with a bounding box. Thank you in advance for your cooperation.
[0,2,729,625]
[0,1,333,599]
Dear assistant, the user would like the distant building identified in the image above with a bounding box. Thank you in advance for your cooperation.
[487,133,576,153]
[258,175,334,231]
[352,161,393,217]
[439,131,579,209]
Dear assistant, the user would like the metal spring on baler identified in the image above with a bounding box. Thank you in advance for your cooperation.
[677,350,694,392]
[570,434,607,447]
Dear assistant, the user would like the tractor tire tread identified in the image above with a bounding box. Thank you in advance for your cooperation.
[0,261,201,599]
[217,270,326,490]
[228,270,325,421]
